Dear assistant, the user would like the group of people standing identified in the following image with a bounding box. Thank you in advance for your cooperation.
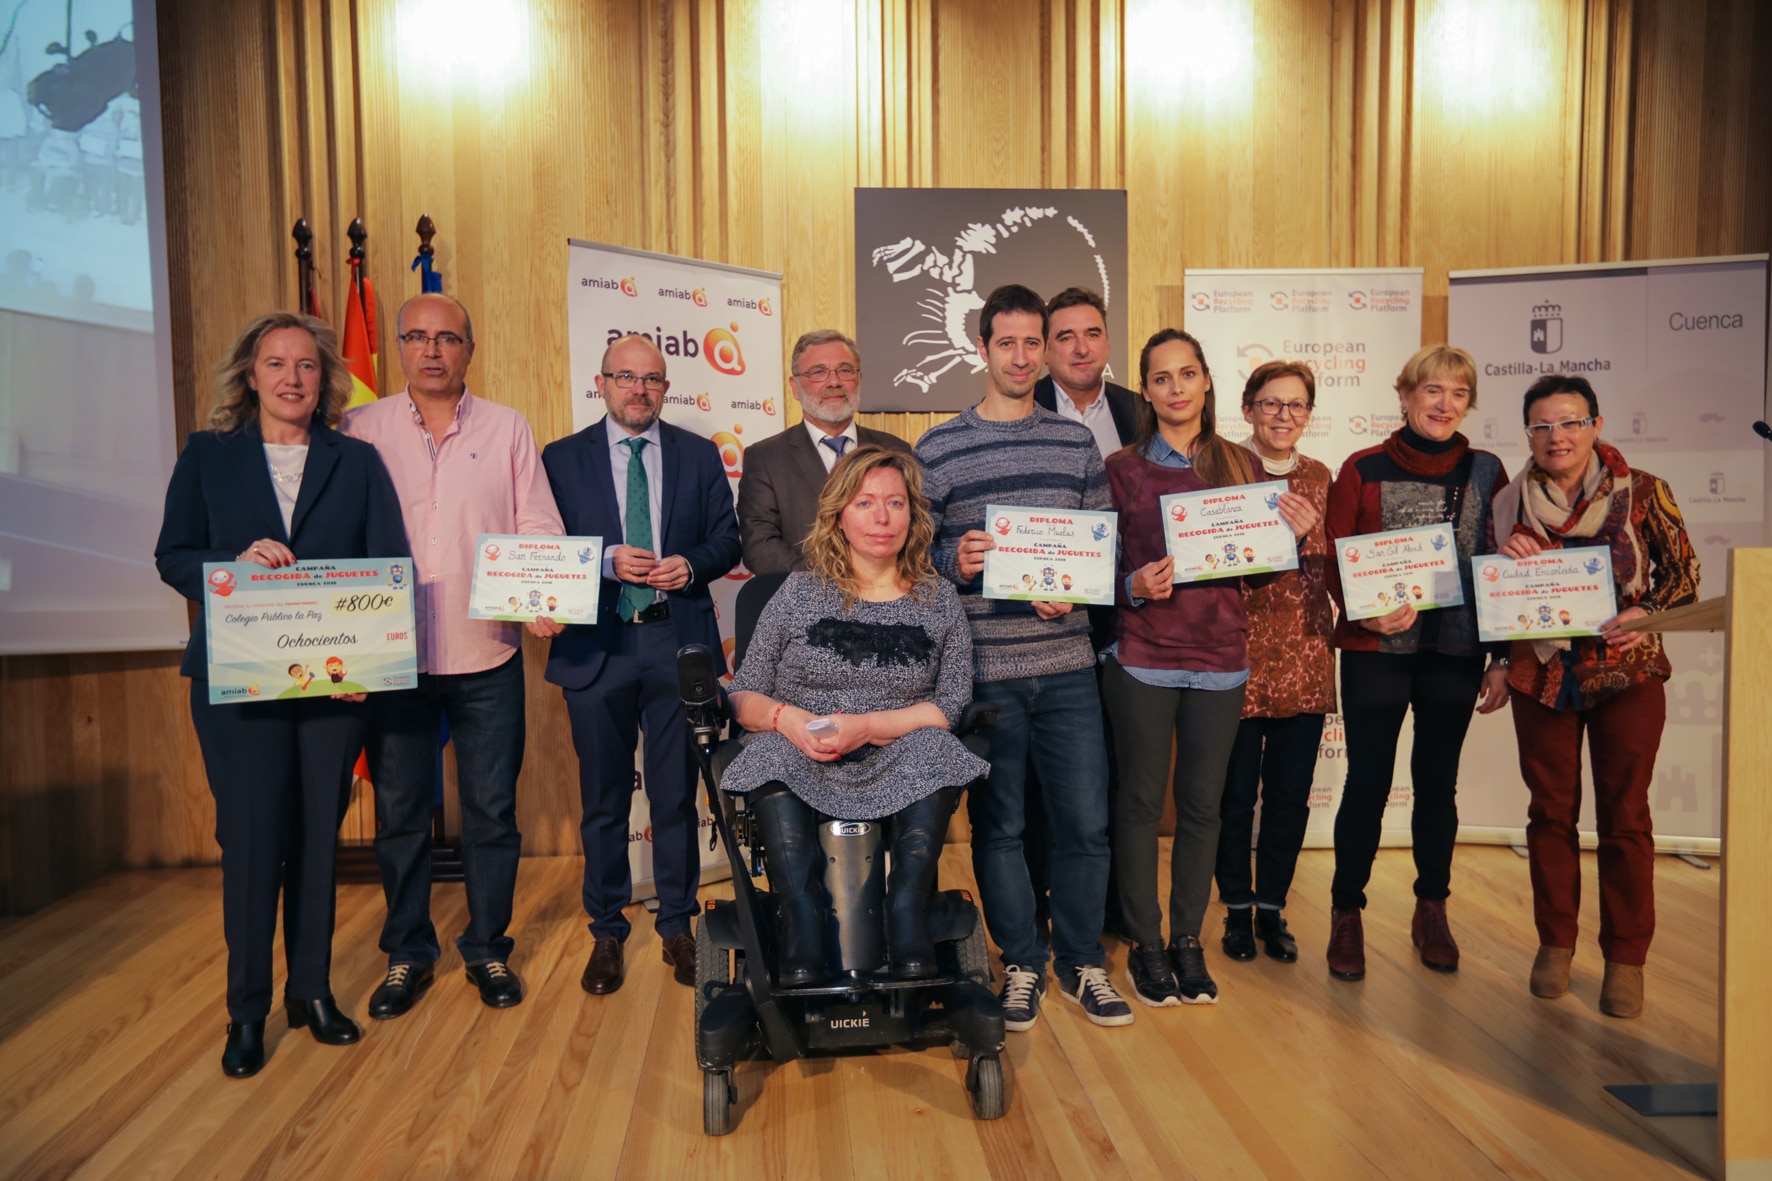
[157,275,1698,1079]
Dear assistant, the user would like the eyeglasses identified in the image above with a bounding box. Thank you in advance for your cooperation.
[1253,399,1311,419]
[794,364,860,384]
[397,331,468,350]
[601,370,666,391]
[1524,416,1596,439]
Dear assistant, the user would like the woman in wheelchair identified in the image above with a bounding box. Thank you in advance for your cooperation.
[720,445,989,985]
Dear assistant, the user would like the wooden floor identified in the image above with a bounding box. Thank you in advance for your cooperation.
[0,846,1718,1180]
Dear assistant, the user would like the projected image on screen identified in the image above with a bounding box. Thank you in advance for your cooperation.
[0,0,188,655]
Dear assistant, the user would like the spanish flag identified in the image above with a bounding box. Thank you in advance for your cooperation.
[342,260,379,409]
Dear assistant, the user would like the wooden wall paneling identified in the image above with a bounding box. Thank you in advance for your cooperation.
[1251,0,1334,270]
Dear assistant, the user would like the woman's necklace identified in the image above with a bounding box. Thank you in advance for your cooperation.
[265,445,307,486]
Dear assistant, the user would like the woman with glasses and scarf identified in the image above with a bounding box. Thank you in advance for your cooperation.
[1493,374,1698,1019]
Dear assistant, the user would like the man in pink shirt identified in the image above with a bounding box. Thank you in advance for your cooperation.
[342,293,564,1017]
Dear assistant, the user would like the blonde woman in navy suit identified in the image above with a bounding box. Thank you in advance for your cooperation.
[155,312,407,1078]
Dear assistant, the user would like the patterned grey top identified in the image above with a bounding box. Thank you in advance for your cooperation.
[719,572,990,819]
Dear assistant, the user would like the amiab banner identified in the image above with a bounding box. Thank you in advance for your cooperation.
[1450,255,1768,851]
[566,239,785,897]
[1184,268,1424,845]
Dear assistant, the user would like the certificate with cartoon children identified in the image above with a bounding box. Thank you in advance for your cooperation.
[980,505,1118,606]
[1335,522,1465,621]
[201,560,418,705]
[1159,480,1299,584]
[1472,545,1616,642]
[468,534,604,622]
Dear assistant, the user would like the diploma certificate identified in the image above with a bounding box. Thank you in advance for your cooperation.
[981,505,1118,606]
[468,534,604,622]
[202,560,418,705]
[1472,546,1616,641]
[1159,480,1299,584]
[1335,523,1465,621]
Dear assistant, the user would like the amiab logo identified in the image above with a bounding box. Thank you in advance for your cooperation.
[692,288,708,307]
[762,398,776,417]
[620,277,638,297]
[712,425,746,478]
[705,323,746,376]
[696,393,712,412]
[758,297,773,316]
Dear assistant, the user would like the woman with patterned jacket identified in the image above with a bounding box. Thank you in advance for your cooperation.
[1323,344,1512,983]
[1215,361,1333,966]
[1493,374,1698,1019]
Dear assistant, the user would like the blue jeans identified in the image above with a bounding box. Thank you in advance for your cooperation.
[969,667,1110,975]
[366,650,527,967]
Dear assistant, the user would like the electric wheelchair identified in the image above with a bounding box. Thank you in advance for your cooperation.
[677,573,1006,1136]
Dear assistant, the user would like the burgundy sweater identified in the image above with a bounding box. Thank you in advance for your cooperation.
[1107,450,1250,674]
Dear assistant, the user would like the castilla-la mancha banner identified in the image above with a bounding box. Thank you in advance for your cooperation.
[1184,268,1424,844]
[565,238,784,894]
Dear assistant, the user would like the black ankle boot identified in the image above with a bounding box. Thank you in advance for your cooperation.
[886,787,957,980]
[286,995,362,1044]
[1221,906,1257,961]
[222,1019,266,1078]
[750,786,827,986]
[1255,908,1298,962]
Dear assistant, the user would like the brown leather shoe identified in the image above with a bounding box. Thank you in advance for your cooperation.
[661,933,696,987]
[1411,898,1460,972]
[582,936,624,995]
[1600,961,1644,1018]
[1530,945,1573,998]
[1326,907,1365,980]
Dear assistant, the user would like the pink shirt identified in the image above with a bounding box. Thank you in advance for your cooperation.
[342,390,564,675]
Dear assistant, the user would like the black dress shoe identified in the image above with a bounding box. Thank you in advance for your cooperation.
[368,963,435,1020]
[582,937,624,995]
[660,933,696,988]
[466,959,524,1008]
[285,996,362,1044]
[1221,907,1257,962]
[1255,908,1299,963]
[222,1020,266,1078]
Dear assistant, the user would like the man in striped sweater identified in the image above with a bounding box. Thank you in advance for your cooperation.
[915,284,1131,1032]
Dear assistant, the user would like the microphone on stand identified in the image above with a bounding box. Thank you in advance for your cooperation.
[1754,421,1772,442]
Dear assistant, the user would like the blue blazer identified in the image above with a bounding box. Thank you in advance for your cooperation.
[154,422,410,678]
[541,418,742,690]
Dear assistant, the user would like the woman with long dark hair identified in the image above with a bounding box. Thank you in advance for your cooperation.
[1103,330,1315,1007]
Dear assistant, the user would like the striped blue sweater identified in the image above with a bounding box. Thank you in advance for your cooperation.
[915,405,1112,683]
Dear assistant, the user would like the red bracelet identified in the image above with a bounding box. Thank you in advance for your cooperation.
[769,702,788,732]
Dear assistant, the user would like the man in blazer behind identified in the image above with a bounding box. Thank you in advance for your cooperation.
[542,332,741,996]
[736,329,912,574]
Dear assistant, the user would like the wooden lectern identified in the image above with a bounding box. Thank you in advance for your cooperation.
[1606,550,1770,1179]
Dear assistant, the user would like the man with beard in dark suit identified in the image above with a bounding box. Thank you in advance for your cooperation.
[737,329,912,574]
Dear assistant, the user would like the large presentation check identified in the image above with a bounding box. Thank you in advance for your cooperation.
[1335,523,1465,620]
[1472,546,1617,641]
[1159,480,1298,584]
[202,560,417,705]
[981,505,1118,606]
[468,534,604,622]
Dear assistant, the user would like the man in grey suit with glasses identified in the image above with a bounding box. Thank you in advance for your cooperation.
[736,329,914,575]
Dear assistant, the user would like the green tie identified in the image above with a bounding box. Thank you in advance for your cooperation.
[619,437,657,621]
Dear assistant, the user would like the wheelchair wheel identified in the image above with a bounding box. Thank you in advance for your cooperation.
[694,911,731,1061]
[703,1069,736,1136]
[955,907,993,989]
[967,1054,1006,1120]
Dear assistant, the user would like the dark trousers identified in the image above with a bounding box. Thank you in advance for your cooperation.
[968,667,1110,975]
[366,650,527,968]
[1024,661,1125,940]
[563,619,700,942]
[1101,657,1247,944]
[1216,712,1326,910]
[1332,649,1485,911]
[1511,680,1664,965]
[188,681,365,1022]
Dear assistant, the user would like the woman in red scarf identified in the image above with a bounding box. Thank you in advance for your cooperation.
[1493,375,1699,1019]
